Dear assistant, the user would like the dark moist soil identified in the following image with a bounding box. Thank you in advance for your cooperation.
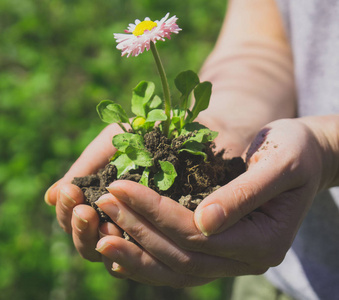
[72,128,246,223]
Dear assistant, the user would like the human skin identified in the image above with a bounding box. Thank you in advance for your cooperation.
[45,0,339,286]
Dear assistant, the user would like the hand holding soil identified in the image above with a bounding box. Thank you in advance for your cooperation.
[92,118,331,286]
[43,11,339,288]
[45,117,336,286]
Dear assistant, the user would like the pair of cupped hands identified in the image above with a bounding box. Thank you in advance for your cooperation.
[45,116,332,288]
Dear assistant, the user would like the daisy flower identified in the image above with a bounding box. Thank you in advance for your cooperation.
[114,13,181,57]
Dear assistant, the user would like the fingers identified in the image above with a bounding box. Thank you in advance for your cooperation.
[55,183,85,233]
[103,180,271,260]
[71,204,123,263]
[100,183,291,266]
[99,220,123,237]
[96,235,219,287]
[44,123,121,206]
[44,123,122,234]
[103,180,284,260]
[100,150,311,268]
[95,193,266,278]
[194,126,307,236]
[71,204,101,262]
[63,123,119,181]
[194,170,277,236]
[106,181,206,250]
[99,222,127,279]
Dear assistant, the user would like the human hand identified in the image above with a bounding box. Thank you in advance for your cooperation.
[44,123,124,262]
[94,117,339,286]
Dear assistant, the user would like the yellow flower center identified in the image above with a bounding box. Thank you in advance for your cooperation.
[132,116,146,129]
[133,20,157,36]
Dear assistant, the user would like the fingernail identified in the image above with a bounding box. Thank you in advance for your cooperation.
[112,262,122,272]
[73,208,88,231]
[111,262,131,277]
[195,204,225,236]
[106,182,128,202]
[44,183,57,206]
[96,196,120,221]
[98,228,106,238]
[59,189,76,208]
[96,239,117,255]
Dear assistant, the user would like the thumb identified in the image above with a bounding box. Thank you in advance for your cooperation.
[194,164,292,236]
[44,124,120,206]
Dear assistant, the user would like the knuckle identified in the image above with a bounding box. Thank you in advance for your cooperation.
[147,194,167,224]
[171,253,201,275]
[231,182,260,217]
[180,233,206,251]
[128,224,151,245]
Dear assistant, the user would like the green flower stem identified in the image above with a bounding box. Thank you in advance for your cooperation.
[117,122,128,132]
[150,42,171,137]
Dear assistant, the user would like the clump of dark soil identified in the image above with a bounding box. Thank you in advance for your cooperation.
[72,128,246,222]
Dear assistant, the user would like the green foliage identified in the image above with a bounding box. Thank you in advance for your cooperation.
[179,123,218,160]
[191,81,213,121]
[0,0,233,299]
[97,68,215,188]
[174,70,213,131]
[131,81,157,117]
[97,101,130,124]
[111,131,178,191]
[154,160,178,191]
[175,70,200,107]
[112,133,153,177]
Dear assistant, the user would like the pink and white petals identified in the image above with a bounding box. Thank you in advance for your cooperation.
[114,13,181,57]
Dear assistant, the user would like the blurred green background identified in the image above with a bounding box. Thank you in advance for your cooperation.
[0,0,232,299]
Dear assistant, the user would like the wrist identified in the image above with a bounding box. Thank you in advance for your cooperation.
[196,112,255,156]
[299,115,339,190]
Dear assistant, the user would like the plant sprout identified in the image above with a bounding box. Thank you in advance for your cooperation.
[96,13,217,191]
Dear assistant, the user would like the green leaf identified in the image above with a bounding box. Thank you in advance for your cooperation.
[154,161,177,191]
[125,146,153,167]
[112,133,145,152]
[189,81,212,122]
[175,70,200,101]
[179,140,207,160]
[181,122,219,143]
[170,108,186,132]
[111,153,136,178]
[111,133,153,177]
[145,109,167,123]
[173,108,186,118]
[131,81,155,117]
[96,100,129,124]
[139,168,150,187]
[181,122,207,133]
[111,148,152,178]
[148,95,163,110]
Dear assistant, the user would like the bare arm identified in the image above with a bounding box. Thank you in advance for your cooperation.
[198,0,296,155]
[45,0,339,285]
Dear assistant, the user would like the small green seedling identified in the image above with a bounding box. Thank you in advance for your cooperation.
[96,13,218,191]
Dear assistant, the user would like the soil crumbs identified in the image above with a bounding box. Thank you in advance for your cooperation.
[72,128,246,223]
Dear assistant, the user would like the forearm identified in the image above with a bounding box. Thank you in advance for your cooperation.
[197,0,296,155]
